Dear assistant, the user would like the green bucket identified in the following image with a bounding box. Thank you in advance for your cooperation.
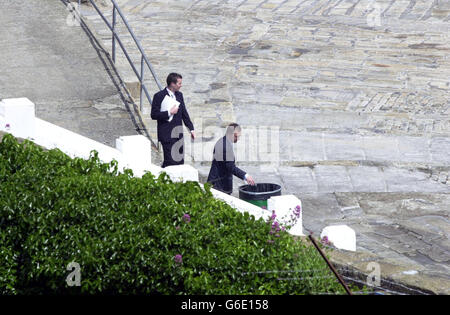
[239,183,282,209]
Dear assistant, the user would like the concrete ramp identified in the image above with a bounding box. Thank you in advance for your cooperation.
[0,0,146,147]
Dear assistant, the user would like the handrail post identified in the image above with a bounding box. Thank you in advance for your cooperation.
[140,55,144,112]
[80,0,161,148]
[308,235,353,295]
[112,4,117,63]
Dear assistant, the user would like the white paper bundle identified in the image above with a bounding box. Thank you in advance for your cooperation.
[161,95,180,122]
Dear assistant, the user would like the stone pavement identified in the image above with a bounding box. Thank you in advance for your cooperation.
[0,0,150,147]
[81,0,449,293]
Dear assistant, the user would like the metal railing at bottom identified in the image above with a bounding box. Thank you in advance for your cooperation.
[82,0,163,112]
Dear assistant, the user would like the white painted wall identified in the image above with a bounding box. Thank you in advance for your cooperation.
[211,188,271,221]
[0,97,311,239]
[163,164,199,182]
[0,97,161,179]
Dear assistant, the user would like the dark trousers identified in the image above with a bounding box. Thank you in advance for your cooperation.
[161,139,184,168]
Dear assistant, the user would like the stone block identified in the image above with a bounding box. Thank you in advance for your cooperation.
[321,225,356,252]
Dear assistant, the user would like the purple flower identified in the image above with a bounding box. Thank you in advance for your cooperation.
[175,226,180,230]
[182,214,191,223]
[267,240,275,244]
[174,254,183,264]
[271,221,281,233]
[270,220,281,236]
[321,236,331,245]
[293,205,301,218]
[270,211,276,221]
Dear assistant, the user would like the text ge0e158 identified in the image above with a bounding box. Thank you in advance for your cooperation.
[225,299,269,310]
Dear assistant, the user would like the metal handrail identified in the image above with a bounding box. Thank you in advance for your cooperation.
[78,0,163,111]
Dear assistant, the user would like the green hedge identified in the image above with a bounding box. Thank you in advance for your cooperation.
[0,134,352,294]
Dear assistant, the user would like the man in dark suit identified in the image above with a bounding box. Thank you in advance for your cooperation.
[207,123,255,194]
[151,73,195,168]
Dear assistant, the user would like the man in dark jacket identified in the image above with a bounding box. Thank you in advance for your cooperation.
[207,123,255,194]
[151,73,195,168]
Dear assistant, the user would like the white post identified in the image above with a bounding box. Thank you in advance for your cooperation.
[116,135,152,166]
[0,98,36,139]
[320,225,356,252]
[116,135,160,177]
[268,195,303,236]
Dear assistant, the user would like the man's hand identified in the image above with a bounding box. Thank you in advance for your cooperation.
[191,130,196,140]
[170,105,179,115]
[245,174,256,186]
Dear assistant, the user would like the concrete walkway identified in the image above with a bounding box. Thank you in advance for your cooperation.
[0,0,147,147]
[83,0,450,294]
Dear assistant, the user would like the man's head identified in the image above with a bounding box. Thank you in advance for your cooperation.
[226,123,241,143]
[166,73,183,92]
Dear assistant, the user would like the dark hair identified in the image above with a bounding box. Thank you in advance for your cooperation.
[166,73,182,87]
[226,123,241,136]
